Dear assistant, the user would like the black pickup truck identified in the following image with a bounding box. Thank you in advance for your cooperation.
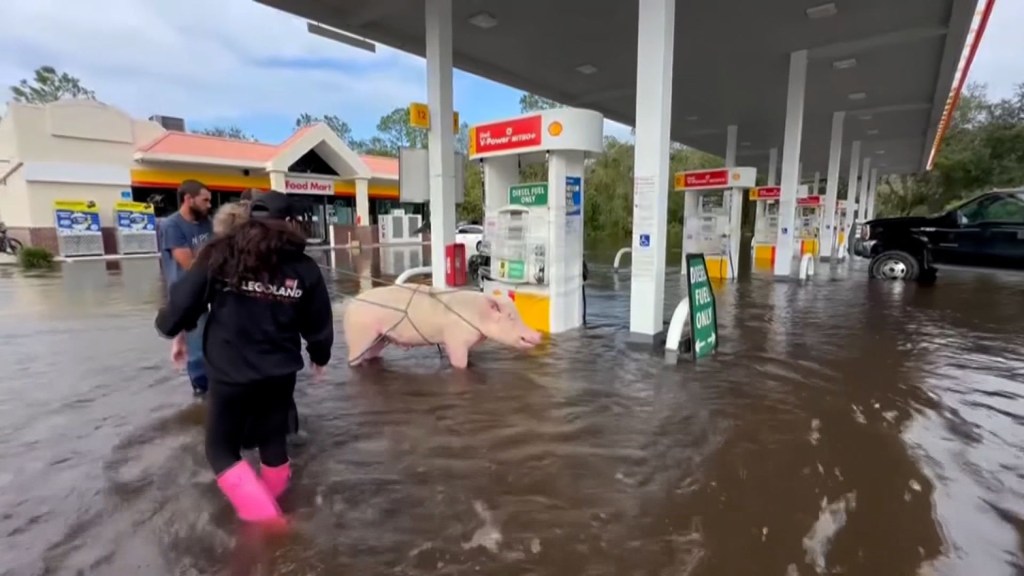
[852,189,1024,282]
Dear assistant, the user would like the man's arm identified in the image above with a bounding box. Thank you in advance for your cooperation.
[162,219,195,270]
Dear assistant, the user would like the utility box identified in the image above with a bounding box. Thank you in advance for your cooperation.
[445,242,467,287]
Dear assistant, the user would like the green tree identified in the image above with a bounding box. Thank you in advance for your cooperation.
[295,113,359,147]
[10,66,96,104]
[193,125,255,141]
[459,159,484,222]
[519,93,561,113]
[374,107,429,155]
[875,174,939,217]
[879,82,1024,216]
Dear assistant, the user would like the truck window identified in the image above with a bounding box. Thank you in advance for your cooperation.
[961,194,1024,225]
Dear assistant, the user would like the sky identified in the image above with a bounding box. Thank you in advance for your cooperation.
[0,0,1020,147]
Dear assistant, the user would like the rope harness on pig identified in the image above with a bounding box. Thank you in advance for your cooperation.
[320,265,485,366]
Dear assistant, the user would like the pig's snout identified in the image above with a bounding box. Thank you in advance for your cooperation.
[518,328,542,349]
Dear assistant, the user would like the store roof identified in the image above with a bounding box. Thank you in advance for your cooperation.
[136,124,399,180]
[256,0,993,177]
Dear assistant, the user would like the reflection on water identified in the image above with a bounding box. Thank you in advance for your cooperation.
[0,249,1022,575]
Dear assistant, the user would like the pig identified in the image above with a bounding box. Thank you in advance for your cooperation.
[342,285,542,369]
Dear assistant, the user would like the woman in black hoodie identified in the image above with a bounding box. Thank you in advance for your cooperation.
[155,191,333,525]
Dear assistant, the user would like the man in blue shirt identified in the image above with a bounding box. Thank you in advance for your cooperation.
[161,179,214,396]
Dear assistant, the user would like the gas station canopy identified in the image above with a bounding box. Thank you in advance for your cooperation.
[257,0,985,177]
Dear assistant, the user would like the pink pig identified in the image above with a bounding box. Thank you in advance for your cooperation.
[342,285,543,369]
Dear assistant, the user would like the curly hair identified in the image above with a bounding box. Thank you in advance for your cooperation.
[213,200,251,235]
[197,218,307,289]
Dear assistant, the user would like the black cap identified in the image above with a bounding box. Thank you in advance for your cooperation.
[240,188,267,201]
[250,190,298,220]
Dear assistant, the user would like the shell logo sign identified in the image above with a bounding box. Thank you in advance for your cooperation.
[547,121,564,137]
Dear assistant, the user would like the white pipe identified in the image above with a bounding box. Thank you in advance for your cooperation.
[396,266,433,285]
[798,253,815,280]
[665,296,690,352]
[613,247,632,271]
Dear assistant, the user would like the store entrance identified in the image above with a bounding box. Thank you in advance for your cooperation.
[292,196,328,243]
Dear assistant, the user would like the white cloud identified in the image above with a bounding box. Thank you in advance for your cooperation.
[0,0,428,125]
[1,0,1017,140]
[969,0,1024,100]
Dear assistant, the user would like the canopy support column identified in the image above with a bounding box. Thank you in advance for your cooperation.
[725,125,742,278]
[628,0,676,341]
[858,156,872,223]
[425,0,456,288]
[773,49,808,277]
[822,111,845,259]
[866,169,878,220]
[843,140,861,252]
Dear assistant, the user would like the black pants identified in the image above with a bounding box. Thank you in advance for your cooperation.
[240,398,299,451]
[206,374,296,476]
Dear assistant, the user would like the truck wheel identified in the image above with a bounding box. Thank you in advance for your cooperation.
[869,250,920,281]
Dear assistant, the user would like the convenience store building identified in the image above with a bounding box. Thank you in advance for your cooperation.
[0,99,407,254]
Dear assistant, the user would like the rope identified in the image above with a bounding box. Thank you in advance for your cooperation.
[316,263,487,366]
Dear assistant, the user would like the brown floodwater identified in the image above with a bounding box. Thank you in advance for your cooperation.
[0,248,1022,576]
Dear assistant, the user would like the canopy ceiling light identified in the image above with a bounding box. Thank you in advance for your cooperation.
[468,12,498,29]
[832,58,857,70]
[307,22,375,53]
[806,3,838,19]
[848,92,867,101]
[575,64,598,75]
[866,129,880,135]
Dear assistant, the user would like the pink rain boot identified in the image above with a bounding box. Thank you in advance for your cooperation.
[215,460,284,524]
[260,461,291,499]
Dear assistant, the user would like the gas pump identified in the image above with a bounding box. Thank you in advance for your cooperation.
[749,186,780,267]
[794,194,823,256]
[834,199,849,257]
[471,108,604,334]
[675,167,757,279]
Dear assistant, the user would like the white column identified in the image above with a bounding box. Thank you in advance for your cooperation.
[269,171,286,190]
[628,0,675,340]
[838,141,861,260]
[772,50,808,277]
[858,156,872,223]
[768,147,778,185]
[425,0,456,288]
[822,111,845,259]
[843,139,860,226]
[482,156,517,212]
[548,151,586,332]
[866,168,878,219]
[725,125,742,279]
[355,177,370,226]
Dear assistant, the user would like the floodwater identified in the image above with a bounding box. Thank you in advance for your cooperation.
[1,248,1022,576]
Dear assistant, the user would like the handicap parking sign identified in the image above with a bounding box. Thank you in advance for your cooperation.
[639,233,650,248]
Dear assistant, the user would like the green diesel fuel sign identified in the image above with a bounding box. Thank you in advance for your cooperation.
[508,182,549,206]
[686,253,718,360]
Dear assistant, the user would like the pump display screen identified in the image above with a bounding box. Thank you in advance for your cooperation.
[699,192,726,213]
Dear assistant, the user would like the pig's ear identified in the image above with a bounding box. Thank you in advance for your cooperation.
[483,294,502,315]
